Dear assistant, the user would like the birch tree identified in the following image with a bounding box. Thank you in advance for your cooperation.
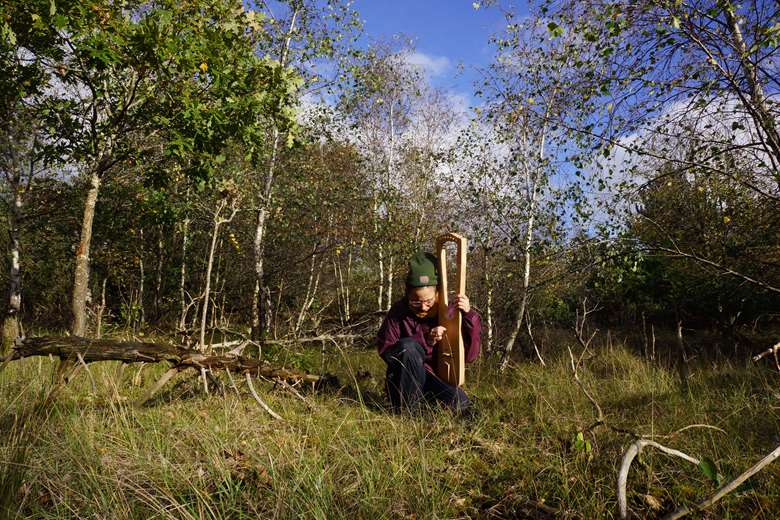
[248,0,362,340]
[478,15,594,369]
[344,42,423,311]
[542,0,780,291]
[0,3,62,351]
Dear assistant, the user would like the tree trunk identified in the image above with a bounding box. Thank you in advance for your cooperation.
[676,319,690,391]
[3,336,334,393]
[384,101,395,312]
[71,172,101,336]
[154,225,164,321]
[385,253,394,311]
[137,228,145,328]
[251,6,299,341]
[212,238,223,331]
[483,248,493,354]
[295,238,326,335]
[500,210,535,371]
[374,192,385,313]
[95,277,107,339]
[251,206,269,339]
[178,214,190,332]
[345,245,352,322]
[499,111,548,371]
[200,200,229,351]
[723,7,780,178]
[334,241,353,325]
[2,187,23,354]
[334,257,344,326]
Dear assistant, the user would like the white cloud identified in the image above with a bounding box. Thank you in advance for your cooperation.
[444,92,472,119]
[404,51,451,77]
[577,93,780,229]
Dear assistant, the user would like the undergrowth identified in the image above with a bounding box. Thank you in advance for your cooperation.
[1,339,778,519]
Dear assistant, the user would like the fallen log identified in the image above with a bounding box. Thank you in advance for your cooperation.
[1,336,337,406]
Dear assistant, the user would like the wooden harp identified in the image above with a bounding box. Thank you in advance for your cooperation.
[435,233,467,387]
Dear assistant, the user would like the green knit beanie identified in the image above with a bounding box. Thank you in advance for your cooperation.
[406,251,438,287]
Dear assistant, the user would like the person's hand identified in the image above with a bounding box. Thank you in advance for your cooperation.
[455,294,471,314]
[429,326,446,344]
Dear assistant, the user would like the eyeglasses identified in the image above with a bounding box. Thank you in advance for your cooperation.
[408,296,436,308]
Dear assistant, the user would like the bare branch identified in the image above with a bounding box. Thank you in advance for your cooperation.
[567,346,605,428]
[137,367,182,406]
[618,439,701,519]
[650,245,780,295]
[752,342,780,372]
[662,444,780,520]
[76,352,96,393]
[246,372,283,421]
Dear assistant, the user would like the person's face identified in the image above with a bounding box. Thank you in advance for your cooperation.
[407,286,438,318]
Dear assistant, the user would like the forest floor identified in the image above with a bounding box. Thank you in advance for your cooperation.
[1,331,779,519]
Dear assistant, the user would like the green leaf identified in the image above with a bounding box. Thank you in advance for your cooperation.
[698,458,718,483]
[573,431,588,452]
[547,22,563,38]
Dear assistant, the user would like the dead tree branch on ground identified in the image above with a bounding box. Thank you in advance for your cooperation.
[0,336,335,408]
[618,439,700,519]
[752,342,780,371]
[661,444,780,520]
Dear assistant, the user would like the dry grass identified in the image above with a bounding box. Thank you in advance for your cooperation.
[1,336,778,519]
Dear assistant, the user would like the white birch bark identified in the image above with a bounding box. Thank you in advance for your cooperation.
[199,200,238,351]
[251,5,300,340]
[500,108,550,371]
[178,212,190,332]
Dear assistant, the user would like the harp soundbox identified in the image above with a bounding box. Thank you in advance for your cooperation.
[435,233,467,387]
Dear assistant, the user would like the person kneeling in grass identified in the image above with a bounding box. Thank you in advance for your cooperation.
[377,251,481,413]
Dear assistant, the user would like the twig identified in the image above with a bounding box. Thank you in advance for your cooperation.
[137,367,181,406]
[752,342,780,371]
[618,439,700,519]
[245,372,283,420]
[567,345,604,428]
[526,310,545,366]
[227,340,255,357]
[661,444,780,520]
[224,367,241,398]
[0,351,16,375]
[207,339,245,351]
[279,379,316,410]
[76,352,97,393]
[667,424,727,438]
[263,334,357,346]
[60,359,82,384]
[200,367,209,395]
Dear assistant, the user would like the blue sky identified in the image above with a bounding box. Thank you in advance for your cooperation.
[354,1,522,108]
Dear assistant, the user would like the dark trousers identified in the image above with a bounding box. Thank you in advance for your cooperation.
[381,337,471,413]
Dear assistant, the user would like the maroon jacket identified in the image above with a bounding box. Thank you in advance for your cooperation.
[377,298,482,373]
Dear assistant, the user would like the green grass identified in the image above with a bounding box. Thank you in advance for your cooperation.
[1,340,778,519]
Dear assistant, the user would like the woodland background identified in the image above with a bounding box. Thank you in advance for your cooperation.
[1,0,779,518]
